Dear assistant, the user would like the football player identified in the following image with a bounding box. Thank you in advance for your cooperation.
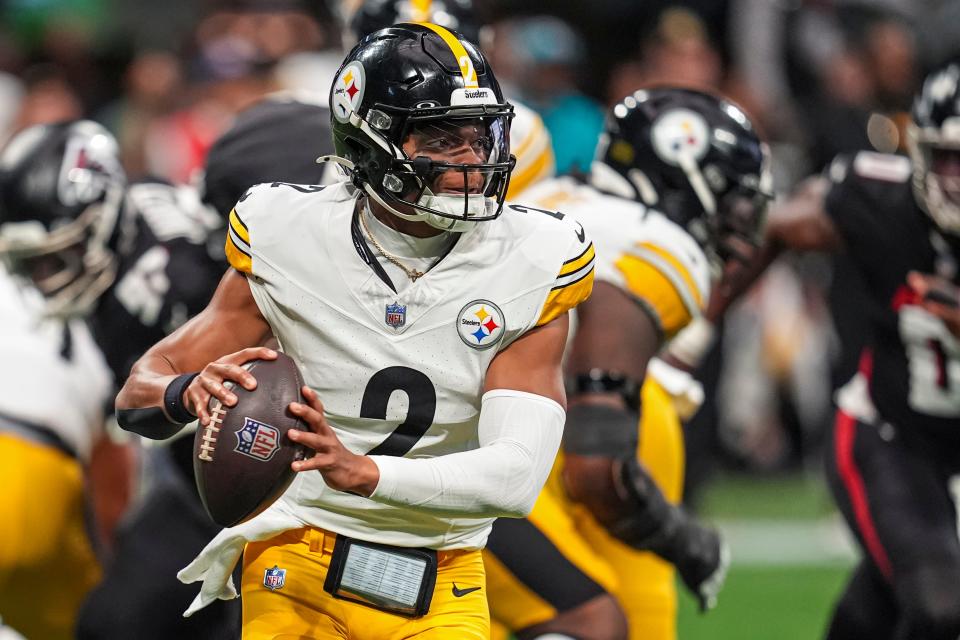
[77,96,335,640]
[484,88,771,640]
[346,0,556,198]
[708,59,960,640]
[116,23,593,640]
[0,120,118,640]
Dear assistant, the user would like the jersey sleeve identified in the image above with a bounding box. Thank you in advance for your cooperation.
[535,237,596,326]
[614,241,706,338]
[225,205,253,274]
[823,151,913,258]
[223,182,275,274]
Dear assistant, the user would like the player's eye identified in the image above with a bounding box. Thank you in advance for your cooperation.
[423,137,456,152]
[471,136,493,158]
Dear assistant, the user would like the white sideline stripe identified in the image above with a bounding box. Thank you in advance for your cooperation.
[715,516,858,567]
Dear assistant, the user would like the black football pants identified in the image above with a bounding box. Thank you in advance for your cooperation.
[825,410,960,640]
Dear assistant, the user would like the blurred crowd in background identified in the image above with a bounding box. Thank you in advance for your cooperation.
[2,0,958,501]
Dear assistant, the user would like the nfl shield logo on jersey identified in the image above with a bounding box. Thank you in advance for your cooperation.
[234,417,280,461]
[263,565,286,591]
[385,301,407,329]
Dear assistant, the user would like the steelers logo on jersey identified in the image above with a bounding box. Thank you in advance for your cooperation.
[457,299,505,350]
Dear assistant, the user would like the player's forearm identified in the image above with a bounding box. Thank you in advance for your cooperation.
[116,352,181,411]
[115,353,191,439]
[368,390,564,518]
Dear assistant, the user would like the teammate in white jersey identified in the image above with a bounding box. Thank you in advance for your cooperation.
[484,88,772,640]
[116,23,593,640]
[0,121,118,639]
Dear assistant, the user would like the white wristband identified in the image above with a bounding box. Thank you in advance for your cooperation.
[665,317,717,369]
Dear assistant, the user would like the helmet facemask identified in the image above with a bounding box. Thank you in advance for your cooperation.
[907,123,960,235]
[0,183,121,318]
[712,180,771,268]
[354,104,515,232]
[328,24,516,233]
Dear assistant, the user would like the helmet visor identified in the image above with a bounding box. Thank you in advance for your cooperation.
[385,111,514,222]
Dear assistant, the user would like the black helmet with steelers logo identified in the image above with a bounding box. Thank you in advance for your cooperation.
[592,87,772,268]
[327,22,515,232]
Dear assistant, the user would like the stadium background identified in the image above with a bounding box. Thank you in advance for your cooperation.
[2,0,957,637]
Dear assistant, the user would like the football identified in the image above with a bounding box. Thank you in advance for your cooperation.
[193,352,313,527]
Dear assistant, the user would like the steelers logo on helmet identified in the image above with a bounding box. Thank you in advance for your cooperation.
[332,61,366,124]
[457,299,505,350]
[651,108,710,167]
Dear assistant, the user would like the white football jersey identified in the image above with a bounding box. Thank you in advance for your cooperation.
[225,182,594,549]
[0,266,112,461]
[521,176,711,338]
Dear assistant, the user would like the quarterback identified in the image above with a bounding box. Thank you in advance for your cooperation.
[116,23,593,640]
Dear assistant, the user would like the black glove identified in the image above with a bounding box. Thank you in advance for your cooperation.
[609,456,730,612]
[658,510,729,612]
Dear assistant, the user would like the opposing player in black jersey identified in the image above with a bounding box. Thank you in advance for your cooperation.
[712,59,960,640]
[76,96,335,640]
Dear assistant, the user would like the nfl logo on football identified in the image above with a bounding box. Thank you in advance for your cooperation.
[234,417,280,461]
[385,301,406,329]
[263,565,286,591]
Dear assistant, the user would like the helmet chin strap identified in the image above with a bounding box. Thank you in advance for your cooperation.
[363,184,485,233]
[362,184,427,224]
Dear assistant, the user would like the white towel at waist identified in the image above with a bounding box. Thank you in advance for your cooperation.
[177,502,305,617]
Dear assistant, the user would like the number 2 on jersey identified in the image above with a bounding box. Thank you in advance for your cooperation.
[361,366,437,456]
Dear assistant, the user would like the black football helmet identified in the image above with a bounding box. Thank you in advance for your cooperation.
[349,0,481,45]
[591,87,772,269]
[0,120,124,316]
[907,58,960,236]
[327,22,514,232]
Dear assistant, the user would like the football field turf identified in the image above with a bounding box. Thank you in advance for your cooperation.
[677,470,855,639]
[677,563,850,639]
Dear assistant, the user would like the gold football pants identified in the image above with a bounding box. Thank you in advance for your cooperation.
[0,434,101,640]
[241,527,489,640]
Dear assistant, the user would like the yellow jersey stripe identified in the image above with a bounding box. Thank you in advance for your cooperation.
[559,242,594,276]
[229,209,250,245]
[636,242,703,309]
[614,253,694,337]
[419,23,479,88]
[537,265,594,326]
[225,235,252,274]
[507,144,555,198]
[411,0,432,22]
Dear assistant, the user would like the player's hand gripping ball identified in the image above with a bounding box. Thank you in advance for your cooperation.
[193,353,313,527]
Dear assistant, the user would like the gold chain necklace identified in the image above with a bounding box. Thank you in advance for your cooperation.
[359,207,425,282]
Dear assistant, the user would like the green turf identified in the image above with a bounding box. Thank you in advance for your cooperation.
[677,563,851,639]
[694,471,837,521]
